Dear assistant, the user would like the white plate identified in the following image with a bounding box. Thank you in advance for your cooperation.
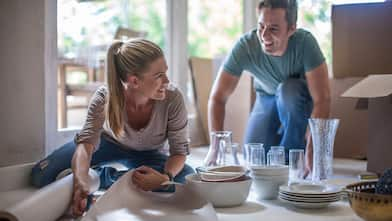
[278,196,334,209]
[199,172,245,182]
[208,165,247,173]
[199,166,248,182]
[279,189,342,198]
[278,193,341,203]
[280,182,342,195]
[279,194,340,204]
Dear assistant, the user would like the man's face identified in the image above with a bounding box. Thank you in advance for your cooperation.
[257,7,296,56]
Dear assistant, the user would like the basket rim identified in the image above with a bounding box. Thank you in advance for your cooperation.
[345,181,392,199]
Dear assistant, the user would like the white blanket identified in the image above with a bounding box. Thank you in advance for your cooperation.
[82,171,217,221]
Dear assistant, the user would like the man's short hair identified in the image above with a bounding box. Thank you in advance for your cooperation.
[258,0,298,27]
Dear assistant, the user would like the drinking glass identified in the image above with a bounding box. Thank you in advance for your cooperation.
[230,143,241,165]
[289,149,305,183]
[203,131,233,167]
[267,146,286,166]
[245,143,265,167]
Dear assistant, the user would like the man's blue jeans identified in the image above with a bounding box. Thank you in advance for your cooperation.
[244,78,313,161]
[31,135,195,190]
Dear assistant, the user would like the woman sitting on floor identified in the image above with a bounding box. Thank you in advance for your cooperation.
[31,39,194,217]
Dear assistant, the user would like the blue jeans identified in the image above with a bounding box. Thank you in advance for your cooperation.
[31,135,195,190]
[244,79,313,161]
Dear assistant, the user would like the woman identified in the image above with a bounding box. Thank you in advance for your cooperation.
[31,39,194,216]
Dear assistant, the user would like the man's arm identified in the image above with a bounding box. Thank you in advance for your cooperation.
[208,70,241,132]
[306,62,330,119]
[304,62,331,175]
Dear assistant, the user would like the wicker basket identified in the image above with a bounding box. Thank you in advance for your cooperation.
[346,181,392,221]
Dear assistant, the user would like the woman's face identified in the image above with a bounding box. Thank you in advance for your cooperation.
[135,57,170,100]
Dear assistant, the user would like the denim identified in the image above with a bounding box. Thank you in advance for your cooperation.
[31,135,195,191]
[244,78,313,162]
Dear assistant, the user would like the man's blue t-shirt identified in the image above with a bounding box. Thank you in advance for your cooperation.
[223,28,325,95]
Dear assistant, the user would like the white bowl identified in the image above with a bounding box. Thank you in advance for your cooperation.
[250,165,289,176]
[185,174,252,207]
[252,175,288,200]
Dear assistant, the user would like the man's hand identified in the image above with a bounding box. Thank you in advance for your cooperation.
[71,177,90,217]
[304,148,313,179]
[132,166,170,191]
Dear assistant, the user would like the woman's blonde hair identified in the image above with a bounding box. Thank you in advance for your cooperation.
[106,39,163,137]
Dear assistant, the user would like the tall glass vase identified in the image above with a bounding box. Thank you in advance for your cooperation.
[308,118,339,182]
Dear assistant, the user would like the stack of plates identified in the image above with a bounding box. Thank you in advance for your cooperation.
[278,182,342,209]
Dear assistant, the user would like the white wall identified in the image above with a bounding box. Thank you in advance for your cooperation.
[0,0,46,166]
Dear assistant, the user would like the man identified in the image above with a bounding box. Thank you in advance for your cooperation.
[208,0,330,174]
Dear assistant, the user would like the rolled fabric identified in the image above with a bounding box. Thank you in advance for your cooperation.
[0,169,100,221]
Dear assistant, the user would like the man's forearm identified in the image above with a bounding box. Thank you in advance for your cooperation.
[164,154,186,177]
[208,99,226,132]
[310,99,330,119]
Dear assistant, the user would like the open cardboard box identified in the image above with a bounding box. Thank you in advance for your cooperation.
[331,2,392,170]
[330,78,368,159]
[342,75,392,174]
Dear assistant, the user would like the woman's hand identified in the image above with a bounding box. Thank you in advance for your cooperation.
[132,166,170,191]
[71,177,90,217]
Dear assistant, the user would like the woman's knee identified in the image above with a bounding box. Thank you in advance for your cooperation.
[31,157,69,188]
[31,141,76,188]
[174,164,195,183]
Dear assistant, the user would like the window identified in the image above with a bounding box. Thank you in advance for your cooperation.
[46,0,256,152]
[188,0,243,59]
[57,0,166,129]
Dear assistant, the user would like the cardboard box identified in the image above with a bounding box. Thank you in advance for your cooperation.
[332,2,392,78]
[342,74,392,174]
[330,78,368,159]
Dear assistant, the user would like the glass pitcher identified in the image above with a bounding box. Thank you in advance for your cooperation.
[309,118,339,182]
[203,131,236,167]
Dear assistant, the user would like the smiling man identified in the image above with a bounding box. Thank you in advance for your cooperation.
[208,0,330,173]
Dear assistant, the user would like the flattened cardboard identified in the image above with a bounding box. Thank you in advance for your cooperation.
[342,74,392,174]
[189,57,252,145]
[332,2,392,78]
[342,75,392,98]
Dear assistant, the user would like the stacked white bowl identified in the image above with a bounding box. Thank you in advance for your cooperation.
[185,166,252,207]
[250,165,289,200]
